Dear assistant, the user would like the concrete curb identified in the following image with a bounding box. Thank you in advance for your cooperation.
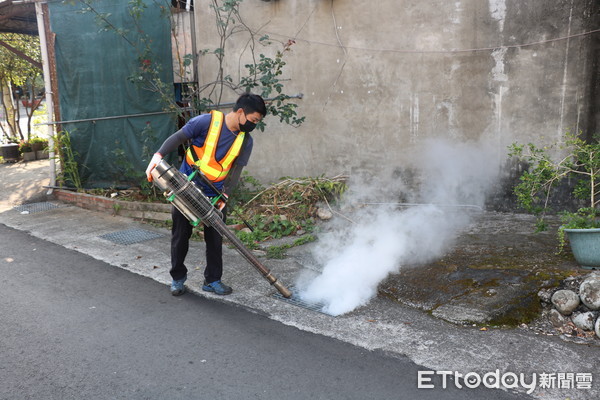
[53,189,171,222]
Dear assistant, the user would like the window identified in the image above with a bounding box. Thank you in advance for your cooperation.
[171,0,193,11]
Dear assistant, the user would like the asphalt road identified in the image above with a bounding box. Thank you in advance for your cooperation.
[0,223,526,400]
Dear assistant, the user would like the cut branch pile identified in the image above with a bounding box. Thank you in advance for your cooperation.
[239,175,348,223]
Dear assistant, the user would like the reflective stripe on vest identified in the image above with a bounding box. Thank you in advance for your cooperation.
[185,110,245,182]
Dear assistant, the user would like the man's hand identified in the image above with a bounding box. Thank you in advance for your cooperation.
[145,153,163,182]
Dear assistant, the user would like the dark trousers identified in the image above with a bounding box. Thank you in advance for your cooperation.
[170,206,226,284]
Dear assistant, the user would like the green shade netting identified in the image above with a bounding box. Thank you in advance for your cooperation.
[48,0,176,188]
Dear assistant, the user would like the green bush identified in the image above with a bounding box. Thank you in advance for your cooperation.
[509,132,599,252]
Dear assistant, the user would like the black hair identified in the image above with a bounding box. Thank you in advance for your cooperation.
[233,93,267,117]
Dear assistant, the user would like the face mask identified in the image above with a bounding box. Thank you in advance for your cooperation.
[239,113,257,133]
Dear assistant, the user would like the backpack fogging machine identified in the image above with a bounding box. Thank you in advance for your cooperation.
[151,159,292,298]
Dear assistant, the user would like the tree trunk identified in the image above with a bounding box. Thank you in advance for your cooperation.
[0,79,20,140]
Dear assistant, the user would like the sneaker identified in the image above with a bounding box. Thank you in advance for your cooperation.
[170,276,187,296]
[202,280,233,295]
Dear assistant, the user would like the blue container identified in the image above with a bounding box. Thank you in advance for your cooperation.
[565,228,600,270]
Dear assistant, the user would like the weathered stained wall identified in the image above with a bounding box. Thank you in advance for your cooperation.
[194,0,599,196]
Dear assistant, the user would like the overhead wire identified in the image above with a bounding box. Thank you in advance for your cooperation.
[261,27,600,55]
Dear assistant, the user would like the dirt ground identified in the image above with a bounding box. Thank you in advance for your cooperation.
[0,159,50,212]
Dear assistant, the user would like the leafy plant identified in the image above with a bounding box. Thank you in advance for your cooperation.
[265,234,317,259]
[112,121,161,199]
[509,132,599,251]
[18,141,32,154]
[55,130,84,191]
[192,0,304,128]
[229,170,265,206]
[30,136,48,148]
[239,46,305,129]
[230,175,346,232]
[557,207,600,252]
[228,173,346,251]
[112,202,122,215]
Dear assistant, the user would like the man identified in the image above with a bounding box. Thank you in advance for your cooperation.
[145,93,267,296]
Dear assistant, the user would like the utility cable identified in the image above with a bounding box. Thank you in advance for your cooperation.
[261,27,600,55]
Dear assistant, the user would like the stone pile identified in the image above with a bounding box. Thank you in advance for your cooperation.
[539,272,600,339]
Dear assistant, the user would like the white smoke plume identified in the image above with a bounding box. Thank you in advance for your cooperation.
[297,138,502,316]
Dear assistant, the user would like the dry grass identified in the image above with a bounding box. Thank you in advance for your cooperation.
[238,175,348,222]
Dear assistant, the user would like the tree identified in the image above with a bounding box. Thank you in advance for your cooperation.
[0,33,43,143]
[194,0,305,129]
[509,132,600,251]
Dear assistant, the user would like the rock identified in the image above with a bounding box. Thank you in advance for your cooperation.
[562,276,581,291]
[548,309,567,328]
[579,276,600,310]
[551,290,580,315]
[251,249,267,257]
[537,288,553,304]
[316,207,333,220]
[596,316,600,338]
[571,312,596,331]
[557,321,577,336]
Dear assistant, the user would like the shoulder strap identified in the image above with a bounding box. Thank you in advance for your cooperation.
[187,110,222,164]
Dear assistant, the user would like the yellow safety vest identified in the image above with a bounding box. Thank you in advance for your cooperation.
[185,110,245,183]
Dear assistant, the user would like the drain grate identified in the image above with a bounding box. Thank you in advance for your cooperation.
[99,228,164,245]
[14,202,62,214]
[271,286,335,316]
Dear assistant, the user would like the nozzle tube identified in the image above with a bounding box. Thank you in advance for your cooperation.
[151,160,292,298]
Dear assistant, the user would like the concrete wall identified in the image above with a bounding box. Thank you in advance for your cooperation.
[194,0,599,200]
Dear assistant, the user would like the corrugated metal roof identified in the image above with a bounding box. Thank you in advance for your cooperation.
[0,0,38,36]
